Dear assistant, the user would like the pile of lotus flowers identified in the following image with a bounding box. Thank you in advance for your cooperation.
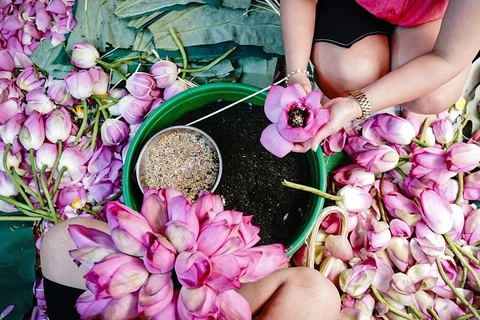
[287,107,480,319]
[68,189,288,319]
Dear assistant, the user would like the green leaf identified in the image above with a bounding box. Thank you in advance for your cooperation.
[236,56,277,88]
[115,0,204,18]
[189,59,234,77]
[149,5,283,55]
[204,0,221,8]
[324,151,351,174]
[221,0,251,9]
[30,41,73,79]
[0,220,35,320]
[126,11,165,29]
[132,29,155,53]
[66,0,137,52]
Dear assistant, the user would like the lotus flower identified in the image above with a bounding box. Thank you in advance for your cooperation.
[362,113,416,145]
[336,185,373,213]
[138,273,174,317]
[332,164,375,188]
[65,70,94,99]
[1,113,25,144]
[175,251,212,288]
[116,95,151,124]
[418,188,453,234]
[464,171,480,201]
[339,258,377,297]
[19,111,45,150]
[347,142,399,173]
[45,107,72,142]
[163,80,188,100]
[0,98,21,125]
[177,286,219,319]
[365,221,392,252]
[106,88,128,116]
[0,171,18,197]
[445,142,480,173]
[35,143,57,170]
[260,84,330,158]
[0,50,15,72]
[88,67,109,95]
[126,72,160,100]
[432,119,454,144]
[100,118,129,146]
[323,128,347,155]
[143,232,176,274]
[325,235,354,261]
[47,79,74,106]
[71,42,99,69]
[386,237,414,272]
[16,67,44,91]
[150,60,178,88]
[25,89,56,115]
[410,147,456,185]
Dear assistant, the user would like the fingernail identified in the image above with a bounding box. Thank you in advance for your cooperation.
[311,143,318,152]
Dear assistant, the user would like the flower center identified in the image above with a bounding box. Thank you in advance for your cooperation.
[288,104,309,128]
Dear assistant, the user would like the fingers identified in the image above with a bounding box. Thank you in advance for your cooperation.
[292,140,311,153]
[311,124,339,152]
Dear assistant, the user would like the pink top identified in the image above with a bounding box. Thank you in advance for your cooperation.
[355,0,449,27]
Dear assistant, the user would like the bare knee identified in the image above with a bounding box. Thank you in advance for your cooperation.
[402,87,461,115]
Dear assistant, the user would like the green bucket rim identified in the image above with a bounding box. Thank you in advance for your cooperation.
[122,82,327,256]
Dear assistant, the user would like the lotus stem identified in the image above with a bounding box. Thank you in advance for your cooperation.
[41,165,58,223]
[453,243,480,265]
[376,192,387,223]
[98,189,123,206]
[81,137,93,152]
[455,172,464,205]
[0,216,41,221]
[169,27,188,79]
[48,140,63,184]
[73,100,89,146]
[435,257,480,319]
[427,308,441,320]
[460,266,468,288]
[444,233,480,290]
[181,47,237,73]
[98,101,117,111]
[91,95,119,102]
[50,166,67,200]
[95,59,127,80]
[0,195,49,217]
[407,306,424,319]
[455,313,476,320]
[3,144,34,209]
[83,207,102,221]
[101,109,109,120]
[370,284,416,320]
[398,155,412,160]
[10,168,41,203]
[411,137,430,148]
[394,167,407,179]
[90,107,102,152]
[30,149,45,207]
[282,180,342,201]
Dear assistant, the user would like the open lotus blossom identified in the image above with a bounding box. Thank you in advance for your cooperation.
[68,189,287,319]
[260,84,330,158]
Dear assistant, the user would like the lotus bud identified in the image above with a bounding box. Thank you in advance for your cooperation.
[19,111,45,150]
[139,273,174,318]
[0,171,18,197]
[143,233,176,274]
[336,185,373,213]
[71,42,99,69]
[1,113,25,144]
[339,258,377,297]
[353,144,399,173]
[100,118,129,146]
[423,127,436,147]
[164,80,188,100]
[323,128,347,155]
[35,143,57,171]
[45,107,72,142]
[25,89,56,115]
[126,72,160,100]
[178,286,219,319]
[175,251,212,288]
[235,244,287,283]
[0,145,23,174]
[365,221,392,252]
[325,235,354,261]
[150,60,178,88]
[107,88,128,116]
[292,244,307,267]
[415,222,445,258]
[448,204,465,241]
[217,290,252,320]
[117,95,152,124]
[47,79,74,106]
[0,50,15,72]
[333,164,375,187]
[418,188,453,234]
[432,118,454,144]
[389,219,413,238]
[65,70,94,99]
[363,113,416,145]
[0,98,22,125]
[165,220,198,253]
[445,142,480,173]
[386,237,414,272]
[88,67,109,95]
[464,171,480,201]
[464,209,480,245]
[16,67,44,91]
[434,297,464,319]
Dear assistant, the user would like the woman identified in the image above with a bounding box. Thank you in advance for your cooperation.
[40,217,341,320]
[282,0,480,152]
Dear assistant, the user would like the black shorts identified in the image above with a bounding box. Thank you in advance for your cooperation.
[313,0,392,48]
[44,278,83,320]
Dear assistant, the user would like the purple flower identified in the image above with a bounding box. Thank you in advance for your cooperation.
[432,118,454,144]
[418,188,453,234]
[65,70,94,99]
[150,60,178,88]
[19,111,45,150]
[126,72,160,100]
[163,80,188,100]
[260,84,330,158]
[323,128,347,155]
[100,119,129,146]
[88,67,108,95]
[35,143,57,170]
[1,113,25,144]
[45,107,72,142]
[138,273,174,318]
[0,98,21,125]
[464,171,480,201]
[0,50,15,72]
[106,88,128,116]
[71,42,99,69]
[117,95,152,124]
[445,142,480,173]
[175,251,212,288]
[25,89,56,115]
[177,286,219,319]
[0,171,19,197]
[362,113,416,145]
[16,67,44,91]
[143,232,176,274]
[47,79,74,106]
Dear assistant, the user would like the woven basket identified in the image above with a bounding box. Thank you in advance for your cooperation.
[305,205,349,277]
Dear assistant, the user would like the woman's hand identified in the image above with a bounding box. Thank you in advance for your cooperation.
[292,95,361,153]
[287,73,312,93]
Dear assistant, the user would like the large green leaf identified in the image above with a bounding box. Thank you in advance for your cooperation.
[30,41,73,79]
[0,221,35,320]
[236,56,277,88]
[66,0,136,52]
[189,59,234,78]
[149,5,283,55]
[127,11,165,29]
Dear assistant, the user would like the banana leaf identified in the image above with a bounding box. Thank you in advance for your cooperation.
[31,41,73,79]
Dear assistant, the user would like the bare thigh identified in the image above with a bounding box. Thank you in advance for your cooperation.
[391,20,471,114]
[311,35,390,99]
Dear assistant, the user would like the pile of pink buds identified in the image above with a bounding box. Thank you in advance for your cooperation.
[292,109,480,319]
[69,189,287,319]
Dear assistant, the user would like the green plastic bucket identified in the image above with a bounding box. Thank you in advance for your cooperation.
[122,82,327,256]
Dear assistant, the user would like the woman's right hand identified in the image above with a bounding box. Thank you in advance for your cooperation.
[287,73,312,93]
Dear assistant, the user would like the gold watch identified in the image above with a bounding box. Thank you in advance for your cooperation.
[349,89,372,120]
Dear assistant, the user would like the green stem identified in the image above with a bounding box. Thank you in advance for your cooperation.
[101,109,109,120]
[460,266,468,288]
[444,234,480,290]
[81,137,93,151]
[169,27,188,79]
[419,117,430,143]
[427,308,441,320]
[407,306,423,320]
[90,108,102,152]
[454,242,480,265]
[411,137,430,147]
[101,55,142,67]
[40,165,58,223]
[95,59,128,80]
[455,314,476,320]
[48,140,63,184]
[182,47,237,73]
[394,159,408,169]
[376,192,387,223]
[98,190,123,206]
[91,95,119,102]
[3,144,34,208]
[10,167,40,203]
[0,216,41,221]
[83,207,103,221]
[455,172,464,205]
[282,180,342,201]
[73,100,89,146]
[435,257,480,319]
[395,167,407,179]
[370,285,416,320]
[98,101,117,111]
[398,155,412,160]
[0,195,49,216]
[29,149,45,207]
[50,167,67,200]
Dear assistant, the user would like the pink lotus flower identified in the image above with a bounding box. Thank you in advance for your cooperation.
[88,67,109,95]
[138,273,174,317]
[16,67,44,91]
[433,297,464,319]
[58,147,87,185]
[464,171,480,201]
[106,88,129,116]
[339,258,377,297]
[71,42,99,69]
[76,290,138,320]
[325,235,354,261]
[143,232,176,274]
[1,113,25,144]
[418,188,453,234]
[365,221,392,252]
[234,244,287,283]
[117,95,152,124]
[347,142,400,173]
[126,72,160,100]
[333,164,375,188]
[25,89,56,115]
[260,84,330,158]
[413,222,446,260]
[0,171,19,197]
[47,79,74,106]
[0,50,15,72]
[178,286,219,319]
[323,128,347,155]
[45,107,72,142]
[19,111,45,150]
[150,60,178,88]
[432,119,454,144]
[445,142,480,173]
[100,118,129,146]
[0,98,21,125]
[463,208,480,245]
[141,189,183,234]
[386,237,414,272]
[65,70,94,99]
[163,80,188,100]
[389,219,413,238]
[336,185,373,213]
[362,113,416,145]
[410,147,456,185]
[35,143,57,170]
[175,251,212,288]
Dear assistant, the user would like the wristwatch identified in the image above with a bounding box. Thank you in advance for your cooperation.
[349,89,372,120]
